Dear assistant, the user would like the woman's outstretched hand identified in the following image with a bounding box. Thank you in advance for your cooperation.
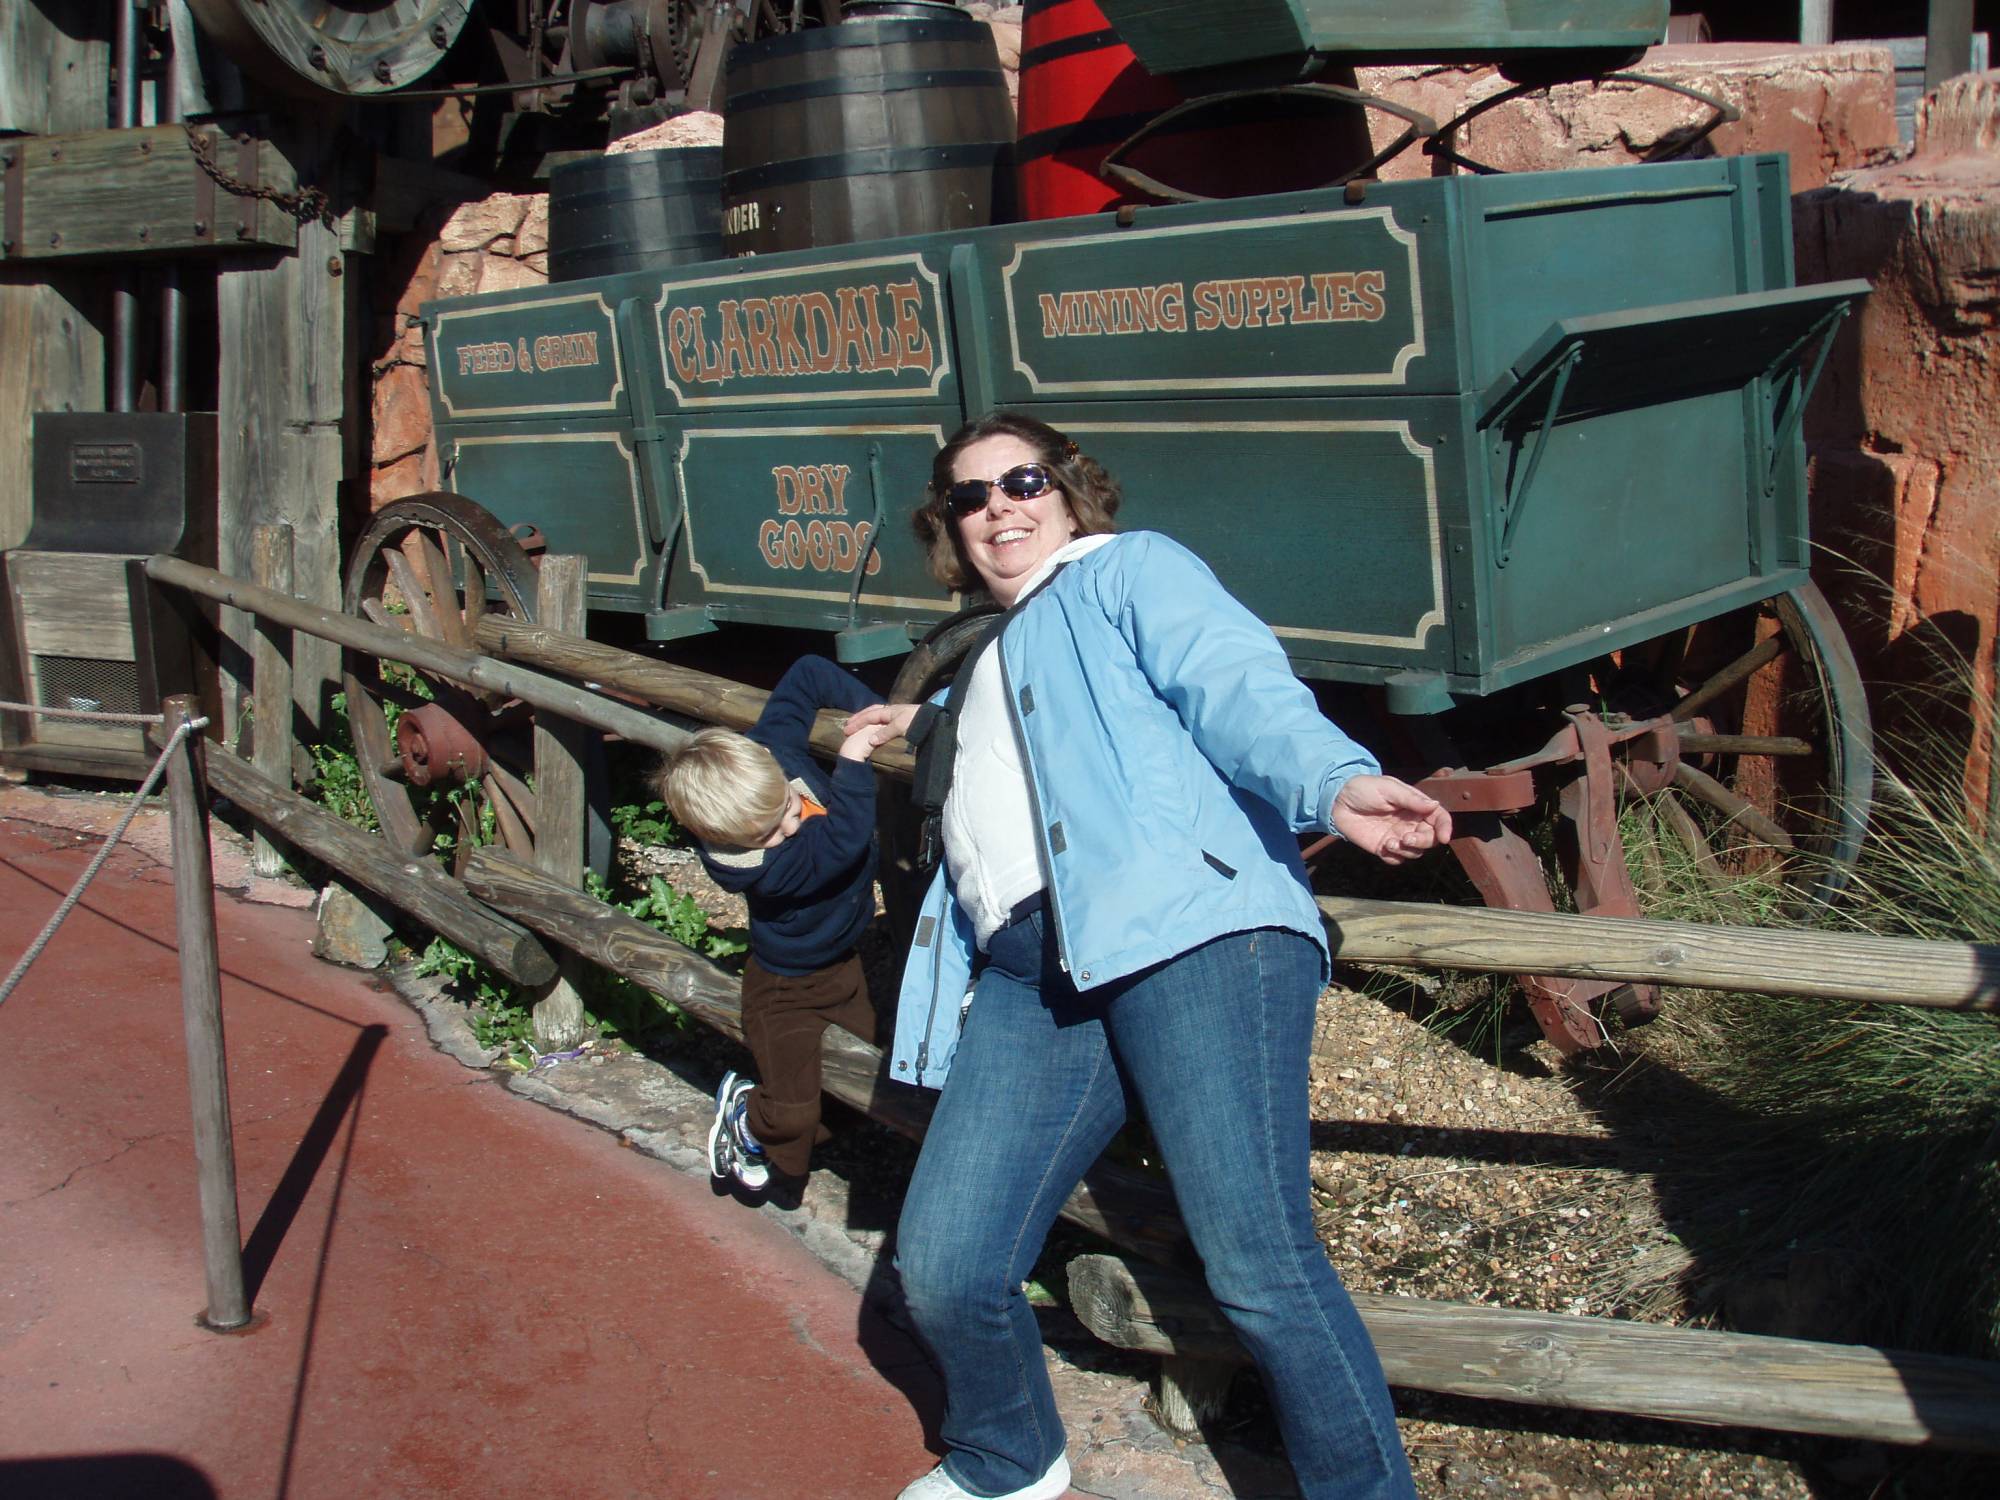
[844,702,922,741]
[1331,775,1452,865]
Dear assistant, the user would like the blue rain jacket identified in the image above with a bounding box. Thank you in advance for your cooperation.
[889,531,1380,1090]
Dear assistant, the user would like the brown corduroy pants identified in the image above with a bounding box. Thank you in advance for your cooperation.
[740,952,877,1178]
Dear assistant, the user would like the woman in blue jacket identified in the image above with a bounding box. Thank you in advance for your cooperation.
[848,412,1449,1500]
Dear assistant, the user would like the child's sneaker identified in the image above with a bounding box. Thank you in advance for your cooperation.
[707,1070,770,1190]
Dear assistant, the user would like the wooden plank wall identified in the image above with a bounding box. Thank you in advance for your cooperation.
[0,1,111,549]
[215,116,359,750]
[2,8,360,752]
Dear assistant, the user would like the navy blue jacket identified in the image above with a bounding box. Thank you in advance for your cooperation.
[696,655,884,976]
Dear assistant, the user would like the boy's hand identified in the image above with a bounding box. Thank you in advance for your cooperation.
[844,702,920,741]
[839,722,897,761]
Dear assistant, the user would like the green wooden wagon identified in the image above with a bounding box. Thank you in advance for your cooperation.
[351,152,1872,1052]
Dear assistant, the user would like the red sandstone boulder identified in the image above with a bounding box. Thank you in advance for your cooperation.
[1797,71,2000,815]
[1359,43,1896,189]
[369,362,432,468]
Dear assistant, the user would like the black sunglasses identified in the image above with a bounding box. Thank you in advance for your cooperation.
[943,462,1057,518]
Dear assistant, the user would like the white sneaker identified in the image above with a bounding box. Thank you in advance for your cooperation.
[707,1070,770,1190]
[895,1453,1070,1500]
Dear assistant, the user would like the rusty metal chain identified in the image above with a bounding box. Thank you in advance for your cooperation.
[181,123,337,231]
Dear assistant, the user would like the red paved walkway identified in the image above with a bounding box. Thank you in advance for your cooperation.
[0,804,943,1500]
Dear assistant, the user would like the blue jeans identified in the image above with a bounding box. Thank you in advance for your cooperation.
[895,914,1414,1500]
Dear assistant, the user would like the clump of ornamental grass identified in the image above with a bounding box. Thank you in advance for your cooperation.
[1605,674,2000,1359]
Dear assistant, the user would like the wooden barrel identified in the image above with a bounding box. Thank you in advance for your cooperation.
[547,147,725,282]
[721,8,1015,256]
[1015,0,1372,218]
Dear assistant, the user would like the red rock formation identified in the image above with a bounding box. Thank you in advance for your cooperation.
[1359,42,1897,188]
[1797,72,2000,823]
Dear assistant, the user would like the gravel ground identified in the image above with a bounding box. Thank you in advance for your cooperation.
[619,839,1998,1500]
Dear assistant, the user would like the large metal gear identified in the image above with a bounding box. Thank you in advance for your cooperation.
[185,0,474,97]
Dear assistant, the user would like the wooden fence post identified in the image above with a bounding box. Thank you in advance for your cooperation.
[530,556,589,1051]
[163,695,250,1331]
[250,524,295,880]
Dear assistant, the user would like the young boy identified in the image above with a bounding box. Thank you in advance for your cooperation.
[655,654,894,1192]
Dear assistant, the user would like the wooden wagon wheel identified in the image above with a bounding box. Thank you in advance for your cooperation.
[340,492,551,875]
[1603,580,1874,907]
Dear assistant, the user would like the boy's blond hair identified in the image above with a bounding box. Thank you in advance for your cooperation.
[654,728,790,847]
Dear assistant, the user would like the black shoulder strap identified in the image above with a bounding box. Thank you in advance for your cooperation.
[909,562,1070,872]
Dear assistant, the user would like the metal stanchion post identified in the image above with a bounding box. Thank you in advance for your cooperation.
[163,695,251,1330]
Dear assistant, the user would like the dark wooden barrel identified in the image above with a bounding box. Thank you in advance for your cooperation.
[721,7,1015,256]
[548,147,725,282]
[1016,0,1372,219]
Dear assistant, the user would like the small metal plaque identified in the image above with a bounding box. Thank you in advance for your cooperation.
[68,441,143,486]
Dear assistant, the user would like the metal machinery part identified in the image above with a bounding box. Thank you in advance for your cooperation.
[185,0,475,97]
[340,493,553,875]
[571,0,812,105]
[1381,583,1873,1055]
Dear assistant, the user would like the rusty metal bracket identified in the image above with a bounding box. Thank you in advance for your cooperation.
[1446,814,1611,1055]
[1413,766,1539,815]
[1,142,23,257]
[1556,707,1662,1028]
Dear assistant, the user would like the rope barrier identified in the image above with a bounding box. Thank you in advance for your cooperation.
[0,714,209,1008]
[0,699,166,725]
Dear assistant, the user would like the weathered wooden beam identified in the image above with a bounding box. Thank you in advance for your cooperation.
[145,555,695,757]
[1,125,297,261]
[249,524,294,879]
[215,115,352,750]
[473,616,917,779]
[1318,897,2000,1012]
[528,557,589,1052]
[1066,1253,2000,1453]
[181,744,556,988]
[0,5,109,136]
[462,846,1191,1264]
[0,269,101,551]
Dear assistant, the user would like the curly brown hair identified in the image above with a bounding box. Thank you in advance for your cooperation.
[913,411,1122,592]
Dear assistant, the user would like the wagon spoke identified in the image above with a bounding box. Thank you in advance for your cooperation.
[360,597,412,633]
[483,771,536,856]
[1676,732,1815,757]
[1652,790,1727,888]
[383,546,441,640]
[484,759,539,838]
[402,529,470,649]
[1670,761,1794,850]
[461,546,488,635]
[1670,633,1785,722]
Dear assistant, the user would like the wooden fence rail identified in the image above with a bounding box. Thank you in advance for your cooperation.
[1068,1254,2000,1452]
[137,554,2000,1455]
[469,612,2000,1015]
[1320,898,2000,1012]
